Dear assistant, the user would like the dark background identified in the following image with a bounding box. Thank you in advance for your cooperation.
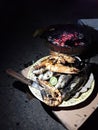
[0,0,98,130]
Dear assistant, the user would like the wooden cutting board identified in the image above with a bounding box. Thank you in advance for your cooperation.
[21,65,98,130]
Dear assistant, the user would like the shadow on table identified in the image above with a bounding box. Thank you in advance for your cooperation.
[79,107,98,130]
[41,63,98,129]
[12,63,98,129]
[12,25,98,127]
[41,63,98,111]
[13,81,35,100]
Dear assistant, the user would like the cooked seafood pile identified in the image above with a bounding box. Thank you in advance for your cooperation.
[30,51,90,107]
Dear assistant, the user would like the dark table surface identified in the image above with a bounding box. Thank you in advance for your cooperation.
[0,0,98,130]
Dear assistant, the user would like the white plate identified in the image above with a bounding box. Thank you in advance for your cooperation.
[27,56,95,107]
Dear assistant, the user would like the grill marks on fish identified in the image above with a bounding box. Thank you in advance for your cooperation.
[33,54,80,74]
[30,53,89,106]
[50,51,75,63]
[38,79,62,106]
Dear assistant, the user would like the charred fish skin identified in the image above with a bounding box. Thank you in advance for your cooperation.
[42,71,53,80]
[38,79,62,106]
[50,51,76,63]
[61,72,88,101]
[30,52,91,106]
[55,74,72,89]
[33,54,80,74]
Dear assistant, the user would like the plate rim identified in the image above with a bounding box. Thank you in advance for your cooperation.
[27,56,95,107]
